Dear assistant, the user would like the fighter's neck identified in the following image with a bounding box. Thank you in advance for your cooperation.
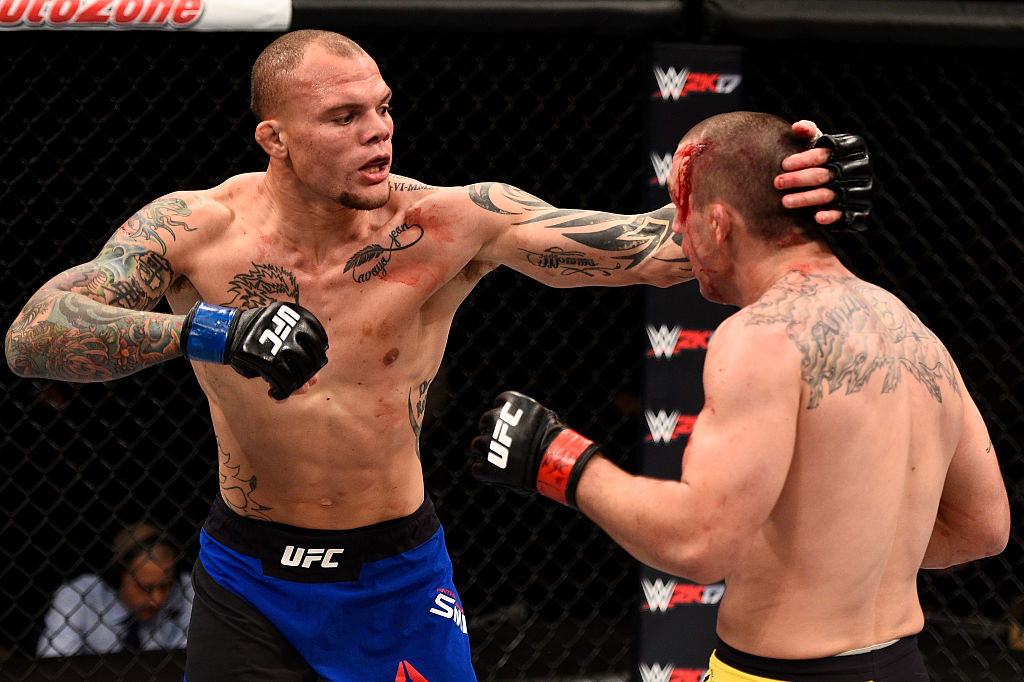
[734,243,847,307]
[257,168,378,245]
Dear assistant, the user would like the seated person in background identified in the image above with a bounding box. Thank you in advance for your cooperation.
[37,522,193,657]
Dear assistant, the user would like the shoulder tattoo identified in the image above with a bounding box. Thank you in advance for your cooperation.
[744,272,960,408]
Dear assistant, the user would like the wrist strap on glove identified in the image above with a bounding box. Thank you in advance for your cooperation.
[181,302,238,364]
[537,430,600,508]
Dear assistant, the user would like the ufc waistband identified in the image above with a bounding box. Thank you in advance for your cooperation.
[202,494,440,583]
[709,635,929,681]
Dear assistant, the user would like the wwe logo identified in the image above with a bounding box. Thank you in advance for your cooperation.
[645,410,681,444]
[641,578,677,612]
[639,662,676,682]
[646,324,681,358]
[650,152,674,186]
[653,65,690,101]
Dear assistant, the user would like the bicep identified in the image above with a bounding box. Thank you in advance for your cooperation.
[41,235,175,311]
[681,326,800,537]
[469,182,681,286]
[38,195,191,310]
[941,393,1008,523]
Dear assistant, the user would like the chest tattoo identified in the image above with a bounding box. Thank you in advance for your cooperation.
[220,263,300,307]
[344,222,424,283]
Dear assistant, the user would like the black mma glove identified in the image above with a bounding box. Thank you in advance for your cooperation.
[471,391,601,508]
[814,132,873,232]
[180,301,329,400]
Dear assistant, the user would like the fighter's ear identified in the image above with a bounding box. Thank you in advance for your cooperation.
[255,120,287,158]
[710,203,732,247]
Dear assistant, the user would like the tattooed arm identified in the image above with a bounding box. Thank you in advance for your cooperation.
[466,182,690,288]
[4,196,194,381]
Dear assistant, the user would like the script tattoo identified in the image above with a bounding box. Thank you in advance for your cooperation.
[390,180,438,192]
[744,272,960,409]
[408,379,431,459]
[470,183,680,272]
[519,247,622,277]
[119,197,194,255]
[344,222,424,283]
[221,263,300,307]
[5,242,177,380]
[218,440,274,521]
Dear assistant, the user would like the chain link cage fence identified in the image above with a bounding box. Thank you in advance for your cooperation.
[1,16,1021,682]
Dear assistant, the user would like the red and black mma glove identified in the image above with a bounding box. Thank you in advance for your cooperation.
[180,301,329,400]
[814,132,874,232]
[471,391,601,508]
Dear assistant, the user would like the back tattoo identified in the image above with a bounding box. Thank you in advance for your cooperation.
[743,272,960,409]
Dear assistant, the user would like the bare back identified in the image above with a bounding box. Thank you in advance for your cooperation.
[716,269,964,655]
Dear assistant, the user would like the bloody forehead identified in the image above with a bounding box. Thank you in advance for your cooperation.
[670,140,711,222]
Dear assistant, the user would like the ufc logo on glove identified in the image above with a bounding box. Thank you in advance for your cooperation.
[487,402,523,468]
[260,305,301,356]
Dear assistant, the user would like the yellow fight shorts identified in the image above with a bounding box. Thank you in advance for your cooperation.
[704,636,930,681]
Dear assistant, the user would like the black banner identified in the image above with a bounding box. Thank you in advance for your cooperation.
[638,43,743,682]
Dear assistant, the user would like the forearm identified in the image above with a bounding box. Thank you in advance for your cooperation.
[921,509,1008,570]
[576,456,720,583]
[5,288,183,381]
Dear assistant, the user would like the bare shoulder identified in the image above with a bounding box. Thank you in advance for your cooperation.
[113,177,249,257]
[741,270,959,407]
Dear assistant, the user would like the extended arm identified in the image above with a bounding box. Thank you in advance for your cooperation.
[471,319,798,584]
[921,391,1010,569]
[470,124,872,288]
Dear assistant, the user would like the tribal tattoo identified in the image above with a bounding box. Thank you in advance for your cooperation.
[221,263,300,307]
[469,182,683,274]
[344,222,424,283]
[118,197,194,255]
[218,439,274,521]
[408,379,431,459]
[744,272,960,409]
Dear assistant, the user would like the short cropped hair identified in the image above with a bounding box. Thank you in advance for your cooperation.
[682,111,820,241]
[250,30,368,120]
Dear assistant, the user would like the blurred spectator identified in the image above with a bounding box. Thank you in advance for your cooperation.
[36,522,192,657]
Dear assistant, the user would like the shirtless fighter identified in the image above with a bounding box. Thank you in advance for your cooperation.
[470,111,1009,682]
[6,31,871,681]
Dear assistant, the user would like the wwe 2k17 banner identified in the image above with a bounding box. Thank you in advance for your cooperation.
[640,43,742,682]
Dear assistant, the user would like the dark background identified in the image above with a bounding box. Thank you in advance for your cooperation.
[1,1,1021,680]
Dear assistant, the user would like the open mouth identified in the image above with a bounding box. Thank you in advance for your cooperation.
[361,156,390,174]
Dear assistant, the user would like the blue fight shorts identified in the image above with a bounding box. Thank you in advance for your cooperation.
[184,494,476,682]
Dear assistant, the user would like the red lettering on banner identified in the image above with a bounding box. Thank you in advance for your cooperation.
[27,0,45,21]
[114,0,144,22]
[0,0,204,27]
[78,0,111,23]
[685,72,719,94]
[140,0,173,22]
[172,0,199,25]
[671,583,705,605]
[670,670,706,682]
[672,415,697,440]
[675,329,711,351]
[49,0,78,23]
[0,0,28,23]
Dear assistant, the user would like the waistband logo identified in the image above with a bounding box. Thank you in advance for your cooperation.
[280,546,345,568]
